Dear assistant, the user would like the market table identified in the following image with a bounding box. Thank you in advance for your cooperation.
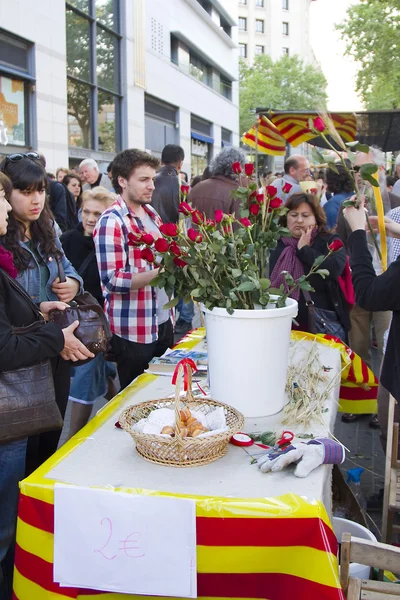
[13,329,346,600]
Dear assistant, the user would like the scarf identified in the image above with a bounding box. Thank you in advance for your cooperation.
[270,230,318,301]
[0,245,18,278]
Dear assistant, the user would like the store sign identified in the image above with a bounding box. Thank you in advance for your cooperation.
[191,138,208,157]
[54,484,197,597]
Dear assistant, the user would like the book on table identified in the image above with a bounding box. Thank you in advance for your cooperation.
[147,350,208,375]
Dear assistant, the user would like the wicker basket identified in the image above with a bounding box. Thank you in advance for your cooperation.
[119,361,244,467]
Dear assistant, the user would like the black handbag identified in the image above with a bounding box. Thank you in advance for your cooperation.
[303,289,346,341]
[48,257,112,365]
[0,273,63,443]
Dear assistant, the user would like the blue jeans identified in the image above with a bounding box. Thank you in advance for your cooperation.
[0,439,27,599]
[177,298,194,323]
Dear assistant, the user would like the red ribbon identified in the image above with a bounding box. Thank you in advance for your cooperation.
[172,358,198,391]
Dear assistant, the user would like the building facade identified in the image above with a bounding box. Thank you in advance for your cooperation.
[237,0,316,66]
[0,0,239,176]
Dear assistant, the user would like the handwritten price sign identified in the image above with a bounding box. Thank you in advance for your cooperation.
[54,484,197,597]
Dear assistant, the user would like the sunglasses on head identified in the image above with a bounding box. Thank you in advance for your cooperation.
[5,152,40,165]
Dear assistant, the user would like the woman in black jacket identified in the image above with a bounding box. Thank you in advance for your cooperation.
[270,192,350,341]
[0,172,92,598]
[61,186,116,439]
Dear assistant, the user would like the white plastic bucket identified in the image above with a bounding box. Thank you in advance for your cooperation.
[332,517,377,580]
[202,297,298,417]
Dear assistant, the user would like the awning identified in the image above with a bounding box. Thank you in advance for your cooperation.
[191,131,214,144]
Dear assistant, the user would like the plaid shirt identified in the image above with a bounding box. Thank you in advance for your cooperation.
[93,196,163,344]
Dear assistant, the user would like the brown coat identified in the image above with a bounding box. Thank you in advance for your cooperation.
[187,175,243,219]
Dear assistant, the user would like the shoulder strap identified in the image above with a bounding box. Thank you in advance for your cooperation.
[1,269,43,319]
[77,251,96,278]
[301,289,316,334]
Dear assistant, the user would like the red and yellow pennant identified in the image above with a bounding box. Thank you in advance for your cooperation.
[241,116,286,156]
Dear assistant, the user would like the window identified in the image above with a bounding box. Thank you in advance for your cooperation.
[255,45,264,55]
[255,19,264,33]
[66,1,122,152]
[189,52,212,87]
[282,0,289,9]
[239,17,247,31]
[221,127,232,146]
[282,21,289,35]
[0,31,34,148]
[256,0,264,6]
[220,77,232,101]
[239,43,247,58]
[282,47,289,56]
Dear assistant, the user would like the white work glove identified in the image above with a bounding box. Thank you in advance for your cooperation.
[257,438,345,478]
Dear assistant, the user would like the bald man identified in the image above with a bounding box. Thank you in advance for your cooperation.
[271,154,311,200]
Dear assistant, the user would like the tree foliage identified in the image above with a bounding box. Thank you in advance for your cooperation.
[336,0,400,109]
[239,54,328,135]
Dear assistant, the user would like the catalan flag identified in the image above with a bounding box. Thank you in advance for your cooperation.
[242,112,357,155]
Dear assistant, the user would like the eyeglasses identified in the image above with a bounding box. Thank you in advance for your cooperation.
[353,166,361,172]
[5,152,40,165]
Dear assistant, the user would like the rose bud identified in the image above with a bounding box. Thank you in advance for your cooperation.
[127,231,143,246]
[179,201,194,215]
[205,219,216,227]
[255,193,264,204]
[266,185,277,197]
[160,223,179,237]
[192,210,204,225]
[232,161,242,174]
[239,217,252,227]
[270,197,283,209]
[249,203,260,216]
[328,239,344,252]
[214,209,224,223]
[173,257,188,267]
[169,241,182,256]
[141,233,154,246]
[154,237,169,253]
[244,163,255,176]
[313,116,326,133]
[181,184,190,195]
[140,247,155,262]
[282,182,292,194]
[187,228,203,243]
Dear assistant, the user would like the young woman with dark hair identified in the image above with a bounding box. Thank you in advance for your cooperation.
[270,192,350,340]
[0,154,87,472]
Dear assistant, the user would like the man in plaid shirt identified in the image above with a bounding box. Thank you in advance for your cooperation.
[94,149,174,389]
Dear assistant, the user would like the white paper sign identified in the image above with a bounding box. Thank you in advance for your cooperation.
[54,484,197,597]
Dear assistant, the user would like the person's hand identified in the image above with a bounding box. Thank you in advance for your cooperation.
[51,276,80,303]
[343,197,367,232]
[297,225,315,250]
[40,301,69,321]
[60,320,95,362]
[368,215,400,239]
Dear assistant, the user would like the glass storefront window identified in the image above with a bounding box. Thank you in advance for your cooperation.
[67,0,90,13]
[67,80,91,148]
[98,90,116,152]
[97,26,119,92]
[96,0,118,31]
[0,74,26,146]
[66,9,91,82]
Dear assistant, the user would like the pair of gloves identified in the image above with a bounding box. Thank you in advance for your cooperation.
[256,438,345,478]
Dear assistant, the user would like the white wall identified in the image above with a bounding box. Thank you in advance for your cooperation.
[0,0,69,171]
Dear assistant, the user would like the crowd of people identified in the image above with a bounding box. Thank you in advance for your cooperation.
[0,143,400,598]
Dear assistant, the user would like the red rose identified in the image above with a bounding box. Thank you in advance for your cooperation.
[244,163,255,176]
[239,217,252,227]
[159,223,179,237]
[232,161,242,174]
[141,233,154,246]
[180,184,190,195]
[154,237,169,253]
[269,197,283,209]
[249,203,260,216]
[169,241,182,256]
[313,116,326,133]
[215,209,224,223]
[179,201,194,216]
[328,239,344,252]
[256,193,264,204]
[192,210,204,225]
[205,219,216,227]
[187,228,203,243]
[282,182,292,194]
[173,257,187,268]
[250,190,257,198]
[266,185,277,197]
[140,247,155,262]
[127,231,143,246]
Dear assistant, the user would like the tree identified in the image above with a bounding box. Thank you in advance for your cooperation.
[336,0,400,109]
[239,54,328,135]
